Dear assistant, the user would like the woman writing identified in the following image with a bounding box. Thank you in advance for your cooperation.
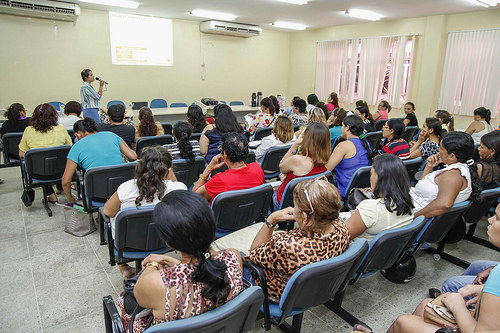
[247,97,276,135]
[346,154,414,241]
[103,146,187,278]
[409,118,442,161]
[295,107,328,137]
[465,107,493,145]
[118,190,243,332]
[254,115,295,164]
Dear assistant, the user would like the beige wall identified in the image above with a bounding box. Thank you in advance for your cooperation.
[0,9,291,113]
[287,8,500,129]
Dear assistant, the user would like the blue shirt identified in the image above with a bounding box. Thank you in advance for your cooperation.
[329,126,342,147]
[334,137,370,197]
[483,264,500,297]
[67,131,124,171]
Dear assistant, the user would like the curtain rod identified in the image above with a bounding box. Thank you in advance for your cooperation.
[448,27,500,34]
[316,33,420,43]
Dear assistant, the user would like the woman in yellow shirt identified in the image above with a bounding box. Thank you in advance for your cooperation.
[19,103,72,203]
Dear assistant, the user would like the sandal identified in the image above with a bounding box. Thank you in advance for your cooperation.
[429,288,442,298]
[353,323,373,333]
[119,264,136,279]
[47,194,58,204]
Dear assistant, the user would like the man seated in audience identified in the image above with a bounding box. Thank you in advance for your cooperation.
[98,104,135,147]
[192,132,264,202]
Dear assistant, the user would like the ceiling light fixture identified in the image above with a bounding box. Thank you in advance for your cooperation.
[275,0,309,5]
[272,21,307,30]
[344,9,382,21]
[474,0,500,7]
[79,0,139,9]
[190,9,237,21]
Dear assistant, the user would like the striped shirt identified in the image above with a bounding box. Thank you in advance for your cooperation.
[163,140,201,160]
[80,82,101,109]
[381,139,410,159]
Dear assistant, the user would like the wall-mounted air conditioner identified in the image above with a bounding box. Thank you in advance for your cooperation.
[0,0,80,21]
[200,20,262,38]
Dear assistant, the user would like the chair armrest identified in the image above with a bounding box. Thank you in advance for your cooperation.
[242,258,269,297]
[103,295,125,333]
[99,207,111,225]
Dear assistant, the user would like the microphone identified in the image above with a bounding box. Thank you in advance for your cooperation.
[96,77,108,84]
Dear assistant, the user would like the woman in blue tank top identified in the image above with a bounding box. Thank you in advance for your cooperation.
[326,115,371,197]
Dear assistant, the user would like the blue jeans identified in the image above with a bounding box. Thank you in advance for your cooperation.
[442,260,498,293]
[82,108,100,123]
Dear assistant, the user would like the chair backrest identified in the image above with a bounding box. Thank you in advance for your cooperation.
[170,103,188,108]
[114,206,167,255]
[84,163,137,206]
[143,286,265,333]
[161,122,173,135]
[150,99,168,108]
[362,131,382,152]
[107,100,126,109]
[47,101,63,112]
[2,132,23,163]
[211,151,256,177]
[402,126,419,143]
[24,146,71,182]
[229,101,244,106]
[211,184,273,231]
[67,129,76,142]
[260,145,291,174]
[374,119,388,131]
[332,136,346,152]
[279,171,333,209]
[463,187,500,225]
[353,215,427,283]
[403,157,423,183]
[279,238,369,318]
[293,124,301,132]
[191,133,202,142]
[219,101,227,105]
[253,127,273,141]
[173,157,205,188]
[416,201,472,245]
[136,135,174,156]
[343,166,372,199]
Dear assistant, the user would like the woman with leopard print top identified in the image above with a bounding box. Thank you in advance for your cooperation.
[248,176,349,302]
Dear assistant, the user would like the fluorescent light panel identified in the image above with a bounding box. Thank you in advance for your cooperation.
[79,0,139,9]
[475,0,500,6]
[272,21,307,30]
[345,9,382,21]
[275,0,308,5]
[190,9,236,21]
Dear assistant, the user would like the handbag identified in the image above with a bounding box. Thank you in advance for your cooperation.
[346,187,372,210]
[58,203,96,237]
[120,273,154,333]
[423,292,480,330]
[21,189,35,207]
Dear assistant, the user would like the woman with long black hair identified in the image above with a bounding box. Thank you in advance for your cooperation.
[466,107,494,145]
[163,121,200,162]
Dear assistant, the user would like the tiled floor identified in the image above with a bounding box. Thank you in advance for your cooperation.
[1,165,499,333]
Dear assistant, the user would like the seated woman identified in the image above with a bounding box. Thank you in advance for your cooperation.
[354,106,375,133]
[120,190,243,332]
[247,97,276,135]
[387,202,500,333]
[409,117,442,161]
[19,103,73,203]
[411,131,480,218]
[306,93,319,113]
[187,104,209,132]
[476,130,500,188]
[248,177,349,303]
[200,104,243,164]
[290,98,308,126]
[274,122,331,209]
[61,118,137,202]
[103,146,186,278]
[58,101,82,130]
[254,115,295,164]
[295,107,327,137]
[435,109,454,135]
[134,107,164,144]
[327,108,347,148]
[403,102,418,127]
[0,103,30,137]
[465,107,493,145]
[326,115,371,198]
[326,92,340,112]
[163,121,200,161]
[372,100,391,123]
[346,154,414,241]
[380,119,410,159]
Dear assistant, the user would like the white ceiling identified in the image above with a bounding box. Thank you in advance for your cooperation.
[71,0,497,30]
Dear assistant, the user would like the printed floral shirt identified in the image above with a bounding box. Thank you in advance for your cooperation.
[248,112,275,135]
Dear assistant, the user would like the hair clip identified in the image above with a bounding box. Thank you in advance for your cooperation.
[466,159,474,166]
[204,252,211,259]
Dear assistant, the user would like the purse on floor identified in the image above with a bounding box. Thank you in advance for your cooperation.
[21,189,35,207]
[57,203,96,237]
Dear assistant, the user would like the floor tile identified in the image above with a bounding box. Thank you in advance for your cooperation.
[27,228,86,258]
[0,290,41,332]
[44,310,103,333]
[0,258,36,298]
[0,213,26,241]
[0,236,29,260]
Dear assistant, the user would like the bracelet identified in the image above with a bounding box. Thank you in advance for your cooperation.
[264,218,276,229]
[146,261,160,269]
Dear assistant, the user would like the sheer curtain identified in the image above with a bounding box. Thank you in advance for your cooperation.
[386,36,416,107]
[315,40,349,101]
[439,29,500,117]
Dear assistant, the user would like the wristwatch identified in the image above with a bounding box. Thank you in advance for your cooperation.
[146,261,160,269]
[265,218,276,229]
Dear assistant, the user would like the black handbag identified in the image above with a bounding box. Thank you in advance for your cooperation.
[121,273,154,333]
[21,189,35,207]
[346,187,372,210]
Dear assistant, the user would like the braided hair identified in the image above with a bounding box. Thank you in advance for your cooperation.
[174,121,195,163]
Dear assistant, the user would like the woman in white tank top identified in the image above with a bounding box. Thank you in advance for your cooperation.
[411,132,480,219]
[466,107,493,145]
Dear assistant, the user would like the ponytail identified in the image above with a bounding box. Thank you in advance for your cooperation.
[261,97,276,116]
[474,107,491,125]
[192,252,231,306]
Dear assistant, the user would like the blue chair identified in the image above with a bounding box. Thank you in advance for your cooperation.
[246,238,369,332]
[402,126,419,143]
[374,119,388,131]
[172,156,205,188]
[191,133,202,142]
[402,157,423,185]
[47,101,64,112]
[160,122,173,135]
[135,135,174,157]
[219,100,227,104]
[107,100,126,109]
[1,132,23,167]
[211,151,256,177]
[342,166,372,202]
[101,206,170,270]
[211,184,273,238]
[103,286,265,333]
[150,98,168,108]
[170,103,188,108]
[326,216,427,326]
[230,101,244,106]
[21,146,71,216]
[362,130,382,152]
[260,145,291,180]
[253,127,273,141]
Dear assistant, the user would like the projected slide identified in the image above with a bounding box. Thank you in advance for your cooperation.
[109,12,173,66]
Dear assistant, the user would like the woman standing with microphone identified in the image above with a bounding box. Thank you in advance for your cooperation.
[80,69,105,123]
